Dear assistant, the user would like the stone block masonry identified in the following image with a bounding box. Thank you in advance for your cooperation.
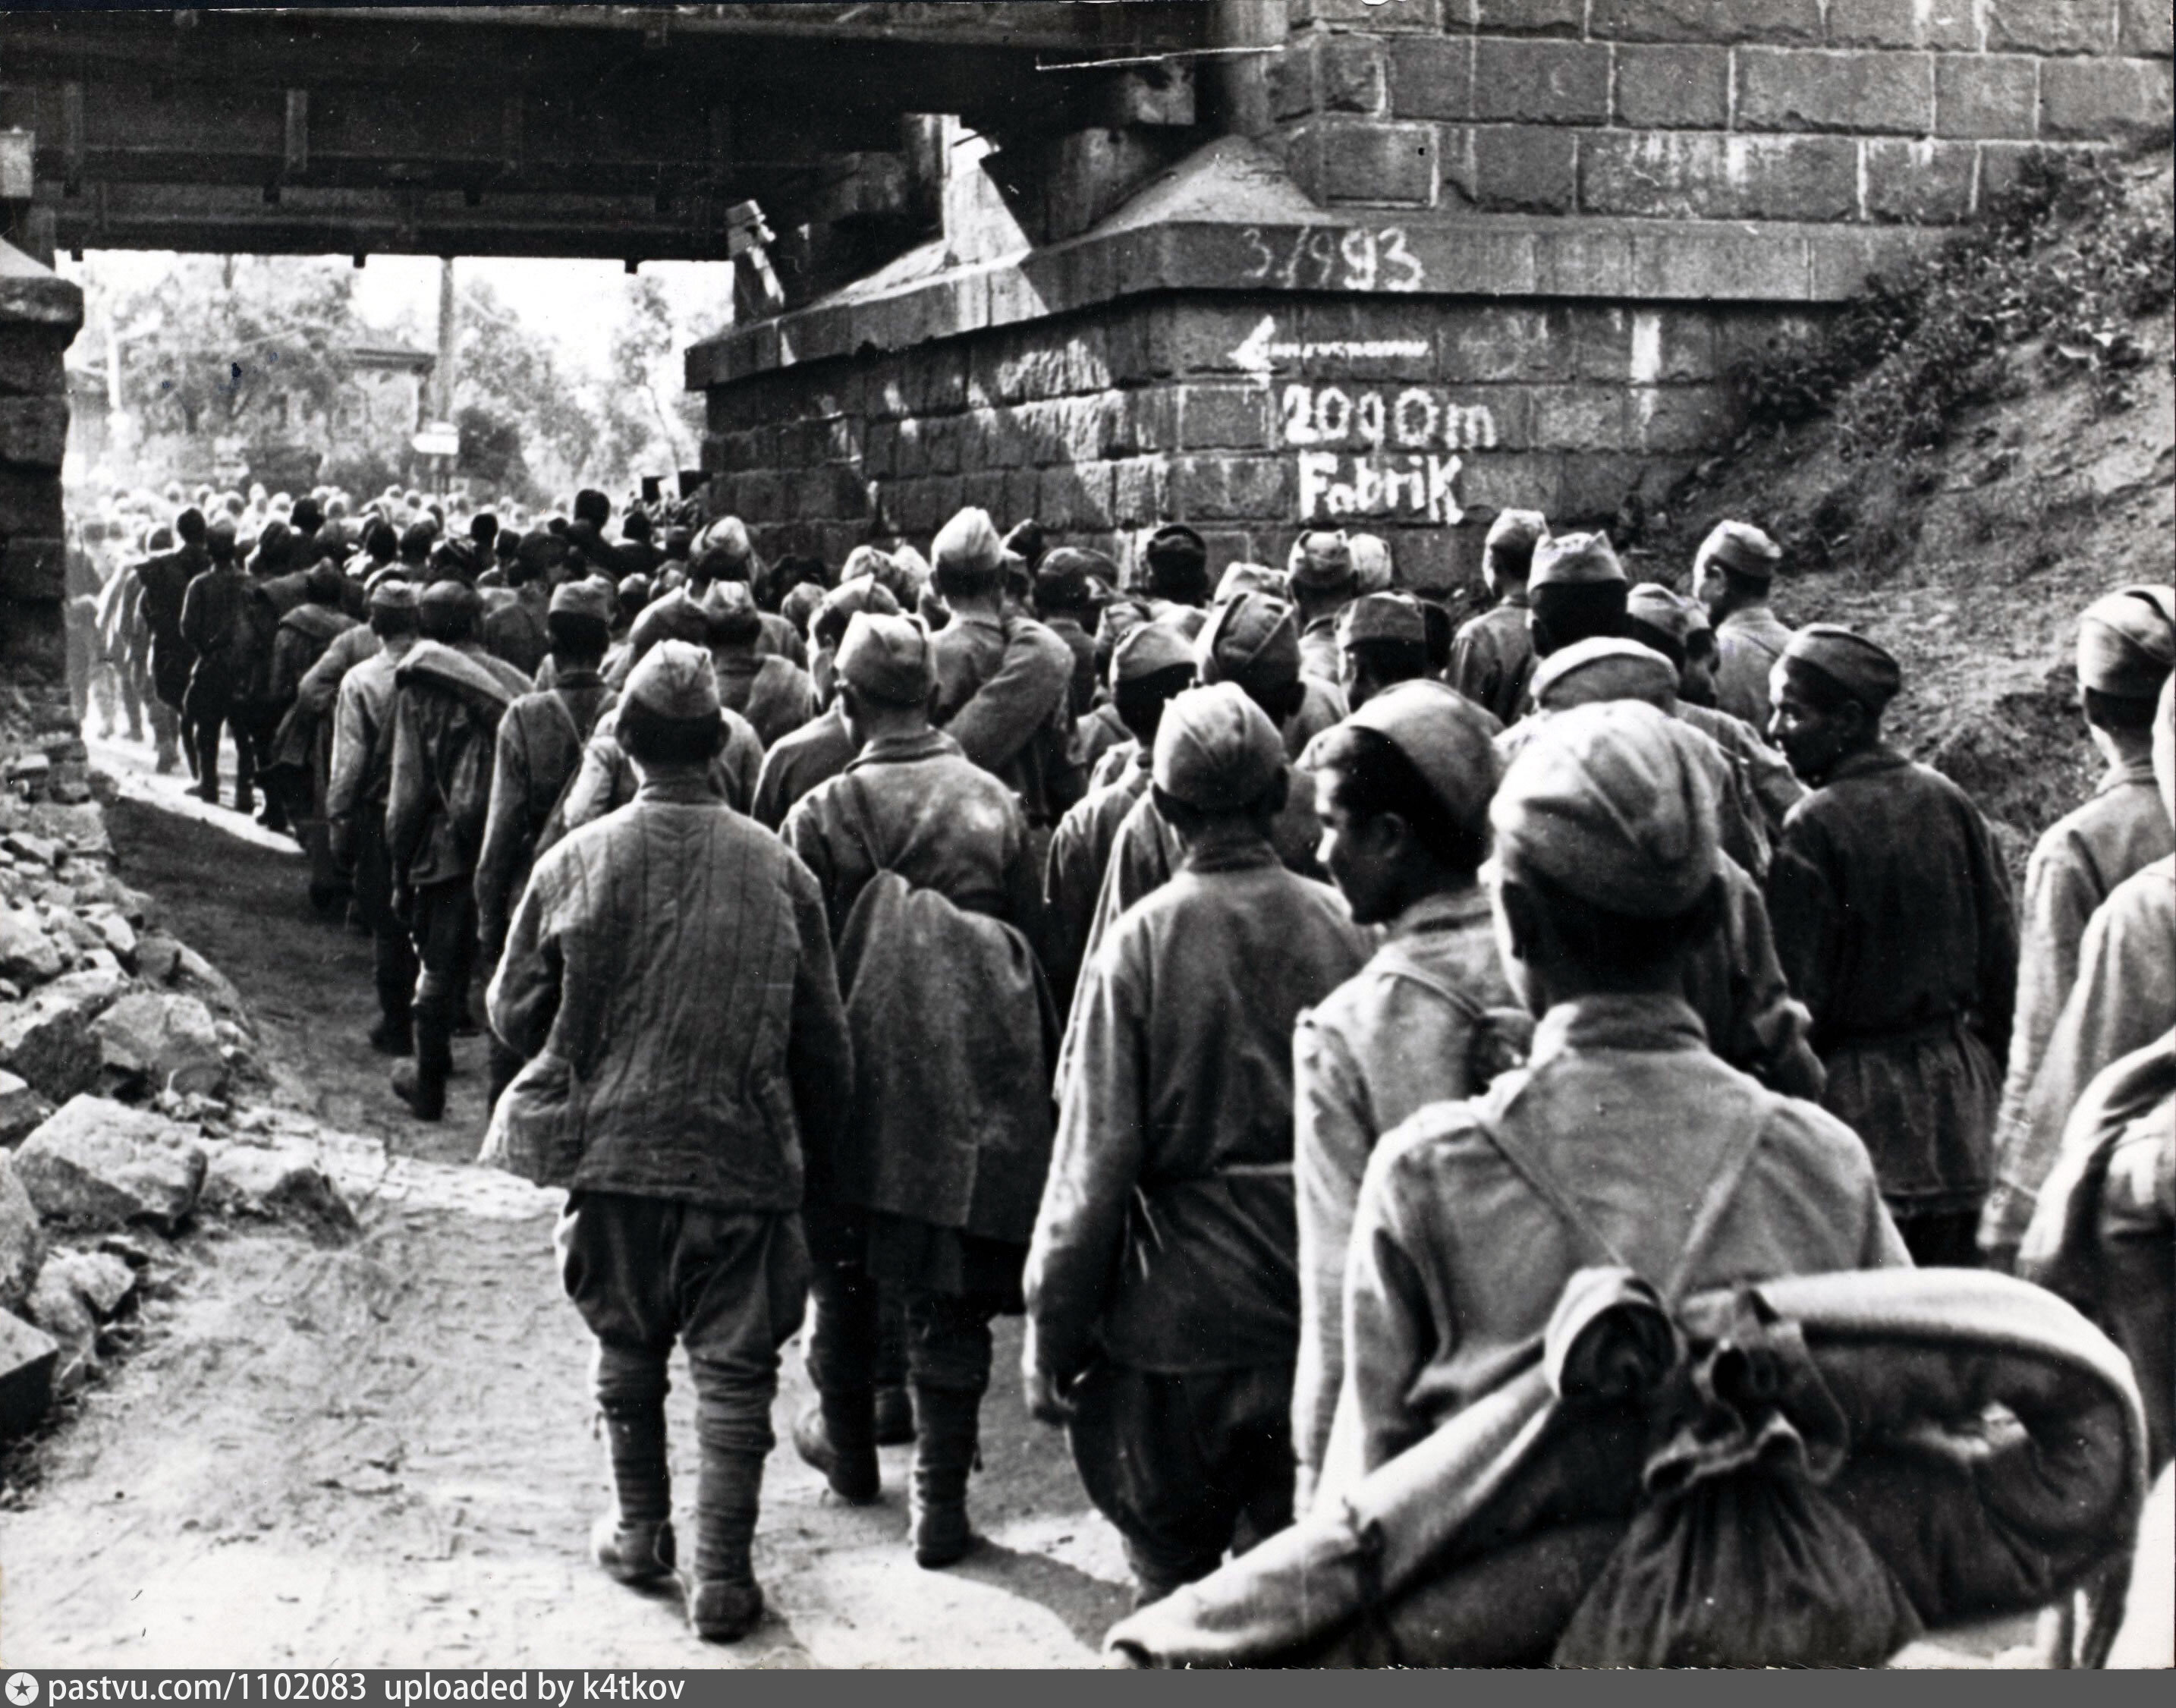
[690,2,2166,607]
[0,241,83,795]
[698,289,1809,598]
[1282,0,2171,222]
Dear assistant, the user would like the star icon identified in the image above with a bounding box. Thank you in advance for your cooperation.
[5,1673,39,1706]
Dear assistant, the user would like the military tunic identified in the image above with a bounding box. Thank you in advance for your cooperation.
[1448,594,1536,728]
[1766,746,2019,1221]
[1711,605,1795,734]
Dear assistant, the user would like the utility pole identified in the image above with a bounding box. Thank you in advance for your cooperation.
[433,255,458,423]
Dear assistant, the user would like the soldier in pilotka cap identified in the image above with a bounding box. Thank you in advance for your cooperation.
[382,580,533,1121]
[473,577,619,1102]
[1025,683,1369,1609]
[1448,508,1547,727]
[1694,519,1794,734]
[751,578,903,830]
[1983,590,2176,1265]
[1042,620,1199,1009]
[1290,681,1515,1512]
[1333,590,1436,715]
[488,639,852,1645]
[926,507,1083,831]
[782,612,1055,1571]
[1766,624,2018,1265]
[1288,530,1359,687]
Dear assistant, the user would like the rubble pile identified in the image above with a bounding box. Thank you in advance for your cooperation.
[0,787,360,1444]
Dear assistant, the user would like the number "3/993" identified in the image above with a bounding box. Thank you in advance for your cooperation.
[1241,226,1425,293]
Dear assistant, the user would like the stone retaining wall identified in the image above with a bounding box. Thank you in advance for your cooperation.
[0,241,83,792]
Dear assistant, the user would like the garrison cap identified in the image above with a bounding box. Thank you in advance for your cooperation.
[1152,683,1286,813]
[1346,679,1501,831]
[1778,624,1902,712]
[932,507,1005,576]
[818,577,902,628]
[2077,584,2176,699]
[1492,699,1720,920]
[1214,561,1288,604]
[1348,533,1395,596]
[1624,583,1705,649]
[1035,546,1112,607]
[1196,591,1301,688]
[549,577,615,626]
[1486,508,1549,556]
[1529,530,1626,590]
[1112,621,1197,685]
[418,577,482,621]
[1337,590,1429,649]
[1531,637,1679,712]
[366,576,417,614]
[627,588,710,655]
[837,612,935,707]
[1694,520,1782,583]
[617,572,652,606]
[624,638,720,722]
[780,581,826,634]
[1288,530,1357,593]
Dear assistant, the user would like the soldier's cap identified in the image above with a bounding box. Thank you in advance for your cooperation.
[1345,680,1501,830]
[617,572,652,605]
[819,577,902,626]
[366,576,418,614]
[1531,637,1679,712]
[1778,624,1902,713]
[418,578,482,621]
[1529,530,1626,590]
[303,556,344,601]
[932,506,1005,577]
[1348,533,1395,596]
[1196,590,1300,689]
[1287,530,1357,593]
[1493,699,1720,920]
[698,577,763,643]
[697,514,754,563]
[1144,523,1207,568]
[549,578,615,626]
[889,542,933,587]
[1694,519,1782,583]
[430,536,484,582]
[1035,546,1115,606]
[2077,583,2175,698]
[1214,561,1288,604]
[624,638,720,722]
[1485,508,1549,558]
[628,587,710,656]
[515,530,568,576]
[1152,682,1287,813]
[1625,583,1706,647]
[1337,590,1429,650]
[663,525,695,557]
[837,611,934,707]
[1112,620,1196,687]
[839,543,898,587]
[206,516,239,552]
[780,580,826,634]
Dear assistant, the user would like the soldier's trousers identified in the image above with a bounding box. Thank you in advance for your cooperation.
[1067,1359,1297,1606]
[408,878,477,1084]
[802,1203,1000,1399]
[353,808,419,1036]
[557,1191,810,1584]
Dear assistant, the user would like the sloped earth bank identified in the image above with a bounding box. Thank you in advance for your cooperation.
[2,745,1132,1668]
[1643,315,2174,882]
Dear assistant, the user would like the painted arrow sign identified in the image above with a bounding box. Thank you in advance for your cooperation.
[1228,315,1434,379]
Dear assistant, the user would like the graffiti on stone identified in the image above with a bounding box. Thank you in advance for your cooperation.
[1237,226,1424,293]
[1259,369,1487,527]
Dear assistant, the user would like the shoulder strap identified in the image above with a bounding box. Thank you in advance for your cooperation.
[1473,1086,1776,1307]
[1373,946,1489,1027]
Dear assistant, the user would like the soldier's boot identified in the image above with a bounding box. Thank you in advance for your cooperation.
[593,1404,676,1587]
[792,1393,880,1505]
[908,1386,982,1569]
[873,1385,915,1447]
[685,1449,766,1644]
[391,994,451,1121]
[873,1291,913,1445]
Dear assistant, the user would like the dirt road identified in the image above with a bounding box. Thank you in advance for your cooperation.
[1,743,1133,1668]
